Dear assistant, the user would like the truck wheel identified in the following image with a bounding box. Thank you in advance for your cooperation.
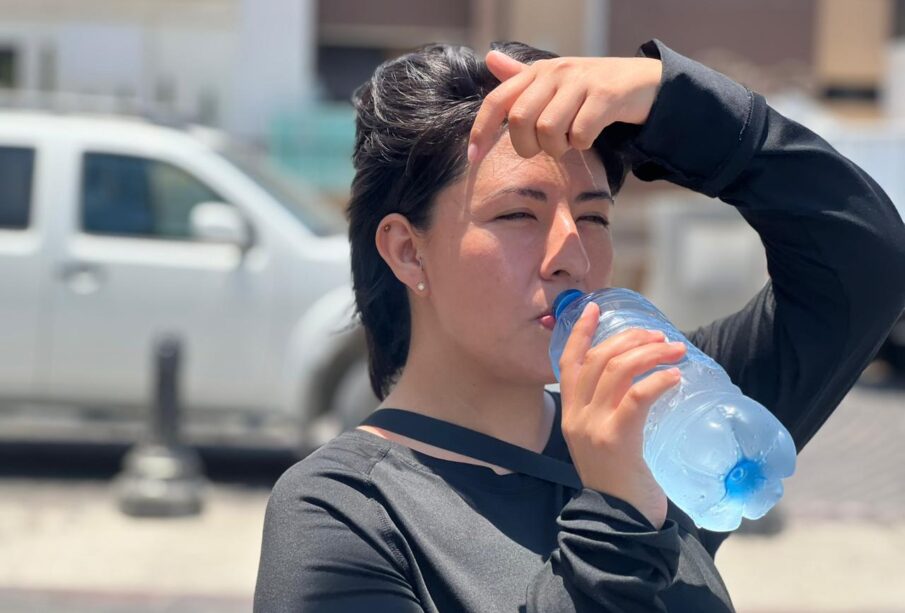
[303,356,380,452]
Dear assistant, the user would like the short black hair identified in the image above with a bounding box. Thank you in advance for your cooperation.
[346,41,631,400]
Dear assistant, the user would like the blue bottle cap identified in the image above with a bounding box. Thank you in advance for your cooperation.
[553,289,585,320]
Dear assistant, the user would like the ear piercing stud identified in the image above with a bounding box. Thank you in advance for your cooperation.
[416,256,426,291]
[383,224,425,291]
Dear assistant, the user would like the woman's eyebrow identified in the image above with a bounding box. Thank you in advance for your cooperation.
[483,186,614,205]
[576,190,615,205]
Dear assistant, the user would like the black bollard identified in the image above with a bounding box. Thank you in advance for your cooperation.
[114,335,207,517]
[152,336,181,448]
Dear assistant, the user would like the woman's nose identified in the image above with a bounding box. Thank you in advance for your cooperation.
[540,210,591,281]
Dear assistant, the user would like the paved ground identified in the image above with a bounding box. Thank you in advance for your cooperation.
[0,590,251,613]
[779,378,905,522]
[714,376,905,612]
[0,445,281,612]
[0,378,904,612]
[717,518,905,613]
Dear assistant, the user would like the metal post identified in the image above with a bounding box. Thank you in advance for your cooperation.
[114,335,206,517]
[152,336,180,448]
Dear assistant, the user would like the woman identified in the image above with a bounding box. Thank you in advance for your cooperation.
[254,39,905,612]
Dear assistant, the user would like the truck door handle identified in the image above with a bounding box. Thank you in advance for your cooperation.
[58,262,106,295]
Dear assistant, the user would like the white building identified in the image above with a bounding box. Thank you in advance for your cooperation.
[0,0,317,141]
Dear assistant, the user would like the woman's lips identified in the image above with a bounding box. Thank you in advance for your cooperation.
[539,314,555,330]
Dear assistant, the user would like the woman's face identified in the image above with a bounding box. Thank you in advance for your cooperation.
[416,131,614,385]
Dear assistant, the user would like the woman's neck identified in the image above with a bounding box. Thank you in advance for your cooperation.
[372,358,556,455]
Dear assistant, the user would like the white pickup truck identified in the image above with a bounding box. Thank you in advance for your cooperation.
[0,110,378,452]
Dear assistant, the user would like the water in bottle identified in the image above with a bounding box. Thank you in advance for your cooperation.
[549,287,797,532]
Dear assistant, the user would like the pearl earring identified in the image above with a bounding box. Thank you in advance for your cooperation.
[416,256,425,291]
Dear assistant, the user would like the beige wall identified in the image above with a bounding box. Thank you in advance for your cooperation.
[469,0,594,56]
[607,1,816,66]
[814,0,893,88]
[318,0,470,48]
[605,0,817,93]
[504,0,586,56]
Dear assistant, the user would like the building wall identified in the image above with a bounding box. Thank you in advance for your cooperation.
[605,0,900,108]
[504,0,587,57]
[0,0,316,141]
[814,0,892,96]
[313,0,611,101]
[607,0,816,92]
[228,0,315,141]
[315,0,470,102]
[0,0,231,22]
[317,0,470,49]
[887,40,905,119]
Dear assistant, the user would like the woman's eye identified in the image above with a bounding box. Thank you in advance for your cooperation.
[580,215,610,228]
[498,213,609,228]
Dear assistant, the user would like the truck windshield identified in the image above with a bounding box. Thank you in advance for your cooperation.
[221,148,347,237]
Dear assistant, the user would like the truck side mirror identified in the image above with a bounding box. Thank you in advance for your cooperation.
[189,202,253,251]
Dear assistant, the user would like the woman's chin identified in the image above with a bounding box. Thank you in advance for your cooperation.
[531,361,558,386]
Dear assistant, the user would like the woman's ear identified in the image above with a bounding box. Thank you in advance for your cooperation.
[375,214,428,294]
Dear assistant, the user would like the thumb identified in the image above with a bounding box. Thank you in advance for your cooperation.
[485,49,528,82]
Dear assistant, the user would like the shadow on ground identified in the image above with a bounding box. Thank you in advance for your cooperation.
[0,440,298,489]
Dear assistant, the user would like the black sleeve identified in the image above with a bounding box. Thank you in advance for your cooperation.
[607,39,905,558]
[525,489,681,612]
[610,38,905,451]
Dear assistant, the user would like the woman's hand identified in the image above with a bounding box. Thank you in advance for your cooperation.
[468,51,662,163]
[558,302,686,530]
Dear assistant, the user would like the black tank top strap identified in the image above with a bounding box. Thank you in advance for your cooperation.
[360,404,582,490]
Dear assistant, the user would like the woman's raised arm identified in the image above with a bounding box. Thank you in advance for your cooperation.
[621,39,905,454]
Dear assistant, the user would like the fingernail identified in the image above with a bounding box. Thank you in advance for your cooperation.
[467,143,478,163]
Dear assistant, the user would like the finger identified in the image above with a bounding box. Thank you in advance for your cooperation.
[558,302,599,396]
[589,341,686,409]
[567,326,665,408]
[568,94,614,151]
[508,80,558,158]
[485,49,529,83]
[537,86,586,159]
[468,70,536,164]
[614,367,682,434]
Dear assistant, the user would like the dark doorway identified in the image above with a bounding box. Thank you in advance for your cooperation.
[0,47,17,88]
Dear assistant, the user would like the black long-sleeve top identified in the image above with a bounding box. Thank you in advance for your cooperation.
[253,39,905,612]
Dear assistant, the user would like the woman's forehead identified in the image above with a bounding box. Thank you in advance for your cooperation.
[433,134,612,222]
[472,138,610,198]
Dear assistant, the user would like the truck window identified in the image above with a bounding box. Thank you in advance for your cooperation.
[0,146,34,230]
[81,152,231,240]
[220,147,346,237]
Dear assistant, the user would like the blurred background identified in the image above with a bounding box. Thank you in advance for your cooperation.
[1,1,904,611]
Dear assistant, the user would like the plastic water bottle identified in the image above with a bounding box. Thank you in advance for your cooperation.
[549,287,797,532]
